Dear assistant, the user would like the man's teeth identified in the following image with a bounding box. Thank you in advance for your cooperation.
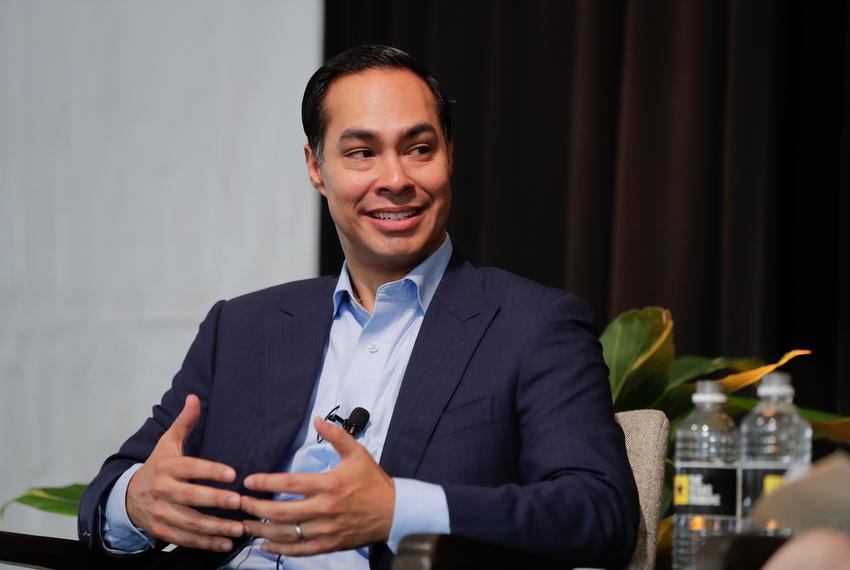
[370,210,418,220]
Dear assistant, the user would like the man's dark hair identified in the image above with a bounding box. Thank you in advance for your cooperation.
[301,45,452,162]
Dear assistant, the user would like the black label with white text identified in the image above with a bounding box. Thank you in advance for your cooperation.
[674,463,737,516]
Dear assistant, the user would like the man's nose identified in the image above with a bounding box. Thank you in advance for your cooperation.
[375,154,414,195]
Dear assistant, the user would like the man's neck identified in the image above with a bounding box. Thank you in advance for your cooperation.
[347,263,411,314]
[345,236,447,314]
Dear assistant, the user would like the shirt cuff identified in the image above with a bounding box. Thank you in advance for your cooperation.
[387,478,450,553]
[101,463,156,553]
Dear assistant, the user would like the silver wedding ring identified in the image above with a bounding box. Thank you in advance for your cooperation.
[293,522,304,542]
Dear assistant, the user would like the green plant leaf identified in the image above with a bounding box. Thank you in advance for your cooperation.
[724,394,756,416]
[811,418,850,443]
[613,370,669,412]
[652,384,695,424]
[666,355,763,389]
[662,458,675,516]
[727,395,850,444]
[600,307,674,408]
[727,395,840,420]
[0,484,86,518]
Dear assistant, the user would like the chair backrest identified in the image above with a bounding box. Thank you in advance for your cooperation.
[615,410,669,570]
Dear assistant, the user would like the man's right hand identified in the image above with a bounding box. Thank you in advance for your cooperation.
[126,394,245,552]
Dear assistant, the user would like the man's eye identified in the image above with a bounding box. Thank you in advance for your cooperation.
[346,149,373,159]
[409,145,431,156]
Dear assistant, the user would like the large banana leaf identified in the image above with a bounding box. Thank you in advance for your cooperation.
[0,484,86,517]
[601,307,674,410]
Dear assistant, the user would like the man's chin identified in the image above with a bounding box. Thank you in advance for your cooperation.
[359,245,432,274]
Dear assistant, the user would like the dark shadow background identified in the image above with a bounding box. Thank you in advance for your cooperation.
[319,0,850,419]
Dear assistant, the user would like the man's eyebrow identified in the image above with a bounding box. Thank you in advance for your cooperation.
[336,123,438,146]
[401,122,438,140]
[337,128,379,144]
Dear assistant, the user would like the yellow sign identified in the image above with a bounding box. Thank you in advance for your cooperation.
[763,474,785,496]
[674,475,689,505]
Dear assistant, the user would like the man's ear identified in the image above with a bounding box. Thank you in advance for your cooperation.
[304,144,326,196]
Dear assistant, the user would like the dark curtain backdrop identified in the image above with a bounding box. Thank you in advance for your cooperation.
[320,0,850,417]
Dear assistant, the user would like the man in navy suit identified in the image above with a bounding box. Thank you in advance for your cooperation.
[78,45,639,569]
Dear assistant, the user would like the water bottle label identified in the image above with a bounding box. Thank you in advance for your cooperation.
[741,466,787,514]
[673,464,737,516]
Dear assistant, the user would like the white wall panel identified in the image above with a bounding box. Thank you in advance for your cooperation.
[0,0,322,541]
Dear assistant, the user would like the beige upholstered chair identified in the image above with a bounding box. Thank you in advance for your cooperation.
[616,409,670,570]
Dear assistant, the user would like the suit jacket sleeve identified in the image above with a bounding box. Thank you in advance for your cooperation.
[441,292,639,569]
[77,300,225,550]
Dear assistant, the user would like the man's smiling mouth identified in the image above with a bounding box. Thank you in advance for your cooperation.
[368,209,421,221]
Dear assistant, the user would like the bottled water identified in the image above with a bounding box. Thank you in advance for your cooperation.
[673,381,739,570]
[740,372,812,530]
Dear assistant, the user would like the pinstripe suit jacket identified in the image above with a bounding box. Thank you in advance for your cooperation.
[78,252,639,569]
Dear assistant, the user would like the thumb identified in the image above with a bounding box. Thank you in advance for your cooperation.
[314,416,359,459]
[161,394,201,455]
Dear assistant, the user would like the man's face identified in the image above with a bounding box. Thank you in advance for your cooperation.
[305,68,452,278]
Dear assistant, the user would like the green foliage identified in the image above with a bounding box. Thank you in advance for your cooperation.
[600,307,850,444]
[601,307,674,410]
[600,308,767,417]
[600,306,850,555]
[0,484,86,518]
[727,395,850,442]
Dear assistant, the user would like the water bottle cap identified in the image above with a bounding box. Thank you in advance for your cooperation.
[691,380,727,404]
[757,371,794,397]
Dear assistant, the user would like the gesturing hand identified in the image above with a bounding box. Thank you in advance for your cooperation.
[126,394,245,552]
[241,417,395,557]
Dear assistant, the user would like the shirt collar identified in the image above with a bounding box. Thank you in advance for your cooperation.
[332,234,453,317]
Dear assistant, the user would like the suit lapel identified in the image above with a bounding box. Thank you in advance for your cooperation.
[242,278,336,477]
[380,254,498,478]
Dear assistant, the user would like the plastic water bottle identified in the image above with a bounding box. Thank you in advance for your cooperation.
[739,372,812,530]
[673,381,739,570]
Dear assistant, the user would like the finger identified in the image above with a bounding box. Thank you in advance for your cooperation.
[313,417,360,458]
[243,518,305,542]
[164,455,237,485]
[166,503,245,538]
[163,394,202,451]
[152,519,235,552]
[243,471,327,495]
[241,495,320,523]
[261,536,338,558]
[157,476,242,510]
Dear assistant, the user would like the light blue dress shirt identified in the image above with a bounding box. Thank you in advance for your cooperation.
[102,236,454,569]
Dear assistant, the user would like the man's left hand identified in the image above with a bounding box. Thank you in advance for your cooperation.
[241,417,395,556]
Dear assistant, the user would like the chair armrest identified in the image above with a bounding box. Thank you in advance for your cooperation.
[0,531,160,569]
[392,533,571,570]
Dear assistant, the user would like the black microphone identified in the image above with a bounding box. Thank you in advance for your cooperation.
[343,407,370,437]
[318,405,371,442]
